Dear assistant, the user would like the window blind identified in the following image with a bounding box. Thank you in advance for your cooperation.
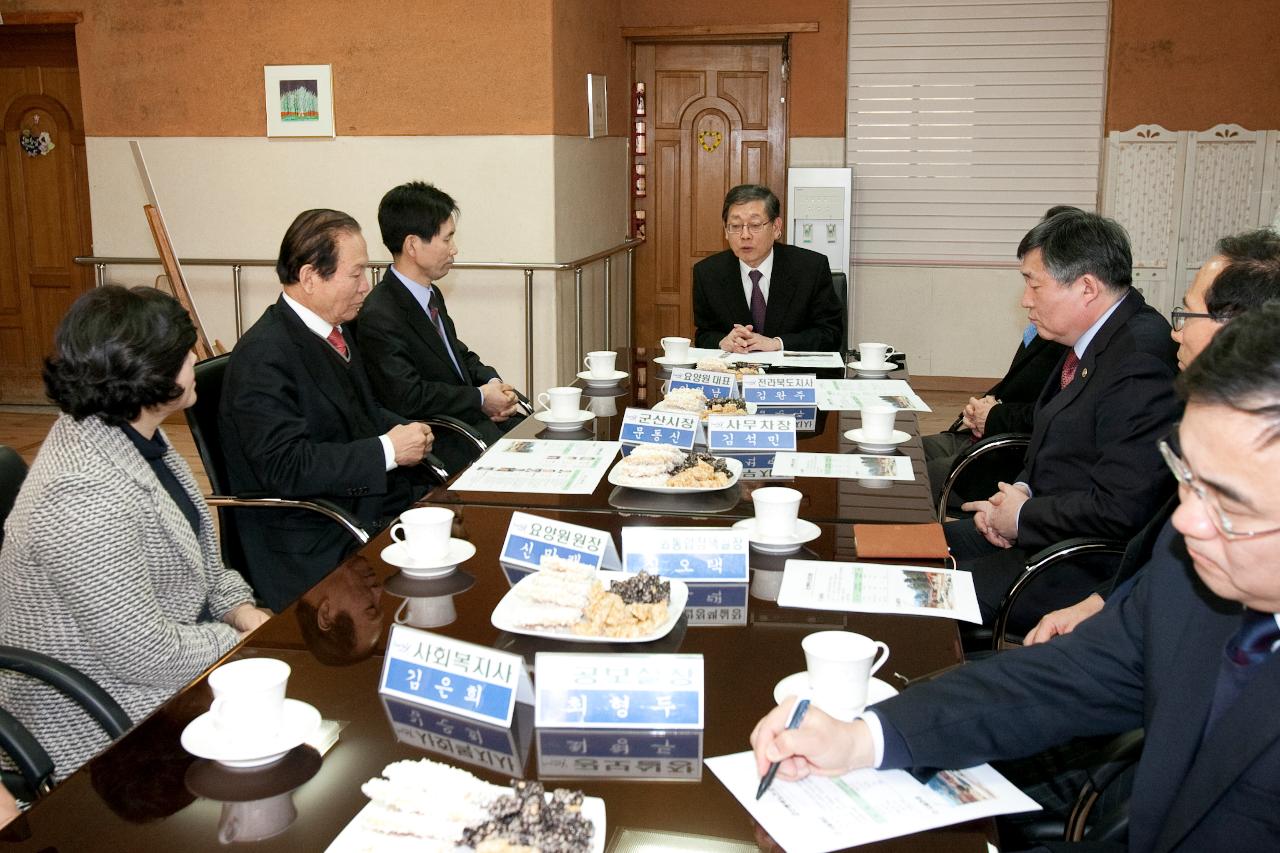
[847,0,1109,262]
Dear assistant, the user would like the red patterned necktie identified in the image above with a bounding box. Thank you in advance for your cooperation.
[1059,351,1079,389]
[749,269,766,331]
[326,326,349,359]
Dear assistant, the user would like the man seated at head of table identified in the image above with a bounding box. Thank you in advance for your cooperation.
[0,286,270,784]
[947,210,1181,629]
[923,207,1080,508]
[1024,228,1280,645]
[692,184,844,354]
[220,209,434,612]
[357,181,524,472]
[752,303,1280,850]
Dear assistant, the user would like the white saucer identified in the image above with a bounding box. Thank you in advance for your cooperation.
[534,409,595,431]
[773,672,898,722]
[843,428,912,453]
[654,355,696,368]
[846,360,900,377]
[732,518,822,553]
[181,699,321,769]
[381,539,476,578]
[576,369,628,388]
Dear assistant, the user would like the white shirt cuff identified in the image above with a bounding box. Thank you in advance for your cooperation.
[379,434,396,471]
[1013,481,1032,533]
[856,710,887,768]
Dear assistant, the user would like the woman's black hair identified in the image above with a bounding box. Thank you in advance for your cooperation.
[43,285,197,425]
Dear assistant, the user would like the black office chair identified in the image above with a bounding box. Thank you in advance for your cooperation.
[0,646,131,801]
[936,432,1032,521]
[831,271,849,352]
[0,446,28,551]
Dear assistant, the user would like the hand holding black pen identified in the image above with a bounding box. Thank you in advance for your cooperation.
[756,698,810,799]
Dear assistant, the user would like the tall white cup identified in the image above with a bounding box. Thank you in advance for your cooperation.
[858,342,896,369]
[802,631,890,716]
[752,486,803,539]
[537,386,583,419]
[390,506,454,562]
[661,336,691,362]
[859,404,898,443]
[584,350,618,378]
[208,658,291,745]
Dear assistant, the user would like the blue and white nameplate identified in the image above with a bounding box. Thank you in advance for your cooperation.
[667,368,737,400]
[500,511,620,572]
[534,652,704,729]
[621,526,750,582]
[684,583,749,627]
[742,373,817,405]
[721,451,778,476]
[705,413,797,454]
[381,695,531,777]
[381,625,534,727]
[754,404,818,431]
[618,407,699,450]
[536,729,703,780]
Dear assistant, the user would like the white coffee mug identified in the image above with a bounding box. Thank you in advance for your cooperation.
[390,506,454,563]
[859,404,898,443]
[752,486,802,539]
[802,631,890,715]
[661,336,691,362]
[537,386,583,419]
[208,658,291,743]
[859,342,897,369]
[584,350,617,378]
[395,595,457,629]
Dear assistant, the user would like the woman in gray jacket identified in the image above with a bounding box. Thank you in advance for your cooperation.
[0,286,270,784]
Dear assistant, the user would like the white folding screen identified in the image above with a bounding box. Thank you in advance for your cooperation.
[846,0,1109,263]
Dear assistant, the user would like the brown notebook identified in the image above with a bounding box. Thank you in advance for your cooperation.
[853,522,951,560]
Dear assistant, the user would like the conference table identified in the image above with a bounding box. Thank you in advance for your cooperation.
[0,349,995,852]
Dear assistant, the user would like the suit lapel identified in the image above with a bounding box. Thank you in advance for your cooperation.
[275,299,369,436]
[381,269,464,380]
[762,245,795,335]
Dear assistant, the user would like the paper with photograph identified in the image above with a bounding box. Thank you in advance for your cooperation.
[451,439,622,494]
[815,379,931,412]
[777,559,982,623]
[771,452,914,480]
[708,751,1040,853]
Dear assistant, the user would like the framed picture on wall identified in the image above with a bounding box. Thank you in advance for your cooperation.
[264,64,335,138]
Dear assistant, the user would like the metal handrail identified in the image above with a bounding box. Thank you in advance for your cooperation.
[74,237,642,393]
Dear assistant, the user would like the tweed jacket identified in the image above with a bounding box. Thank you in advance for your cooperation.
[0,414,251,781]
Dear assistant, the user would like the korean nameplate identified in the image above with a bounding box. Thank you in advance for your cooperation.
[621,526,749,583]
[705,413,797,455]
[667,367,737,400]
[741,374,817,406]
[534,652,704,729]
[381,625,534,727]
[618,407,699,451]
[500,511,620,572]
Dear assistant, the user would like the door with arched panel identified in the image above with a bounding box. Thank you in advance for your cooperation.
[632,40,788,349]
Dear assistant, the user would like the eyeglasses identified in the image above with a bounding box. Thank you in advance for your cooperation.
[725,222,770,237]
[1170,307,1216,332]
[1158,437,1280,539]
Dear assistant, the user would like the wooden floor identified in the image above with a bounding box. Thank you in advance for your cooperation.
[1,389,969,486]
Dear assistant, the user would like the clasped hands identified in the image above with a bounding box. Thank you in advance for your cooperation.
[961,481,1028,549]
[960,395,999,438]
[481,379,521,422]
[719,324,781,354]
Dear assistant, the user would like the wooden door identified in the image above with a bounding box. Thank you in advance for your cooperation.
[631,40,788,348]
[0,27,93,404]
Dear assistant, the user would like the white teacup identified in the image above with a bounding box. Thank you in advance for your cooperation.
[208,658,291,744]
[584,350,617,378]
[537,386,583,420]
[661,336,691,362]
[390,506,454,563]
[859,342,897,369]
[395,595,457,629]
[859,404,898,443]
[752,486,802,539]
[802,631,890,716]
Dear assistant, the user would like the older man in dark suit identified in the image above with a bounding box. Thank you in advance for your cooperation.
[752,305,1280,852]
[220,209,433,610]
[949,211,1181,627]
[692,184,843,353]
[357,182,522,470]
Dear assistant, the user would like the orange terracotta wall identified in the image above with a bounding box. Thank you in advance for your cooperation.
[1106,0,1280,131]
[551,0,628,137]
[618,0,849,137]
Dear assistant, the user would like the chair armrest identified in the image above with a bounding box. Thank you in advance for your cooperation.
[204,496,370,545]
[1064,728,1145,841]
[991,537,1128,650]
[0,646,132,739]
[936,432,1031,521]
[419,415,489,457]
[513,390,534,416]
[0,709,55,799]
